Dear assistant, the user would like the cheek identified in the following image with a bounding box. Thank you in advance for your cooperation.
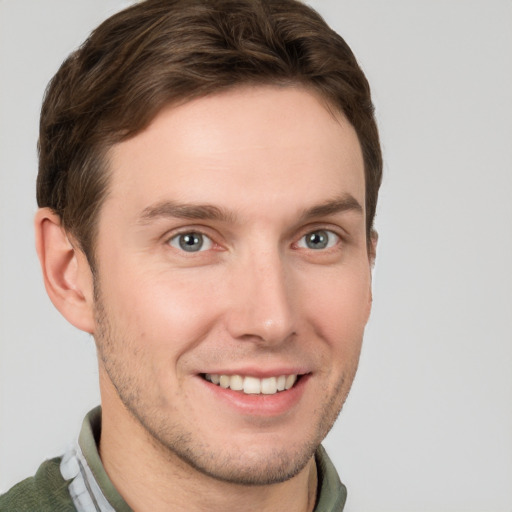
[99,263,223,354]
[303,265,371,351]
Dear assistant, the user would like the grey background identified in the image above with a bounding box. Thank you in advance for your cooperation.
[1,0,511,510]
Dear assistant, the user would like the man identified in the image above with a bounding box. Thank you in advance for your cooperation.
[0,0,381,510]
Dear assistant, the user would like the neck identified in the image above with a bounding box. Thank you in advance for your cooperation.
[98,376,318,512]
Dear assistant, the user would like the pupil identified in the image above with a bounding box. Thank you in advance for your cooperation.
[179,233,203,252]
[307,231,328,249]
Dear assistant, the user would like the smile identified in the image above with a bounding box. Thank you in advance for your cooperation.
[203,373,299,395]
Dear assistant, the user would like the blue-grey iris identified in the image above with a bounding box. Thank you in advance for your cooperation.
[305,230,329,249]
[179,233,204,252]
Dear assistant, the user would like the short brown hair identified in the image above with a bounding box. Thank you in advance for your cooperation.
[37,0,382,266]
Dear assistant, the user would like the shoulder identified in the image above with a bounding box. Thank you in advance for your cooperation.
[0,457,75,512]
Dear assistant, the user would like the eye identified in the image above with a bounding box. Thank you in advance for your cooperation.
[169,232,213,252]
[297,229,339,250]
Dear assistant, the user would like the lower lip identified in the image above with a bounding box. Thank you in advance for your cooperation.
[198,374,311,417]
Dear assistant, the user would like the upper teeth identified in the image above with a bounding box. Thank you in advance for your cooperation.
[204,374,298,395]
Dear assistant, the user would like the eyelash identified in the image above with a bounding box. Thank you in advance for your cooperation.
[166,227,343,254]
[168,231,215,253]
[295,229,341,251]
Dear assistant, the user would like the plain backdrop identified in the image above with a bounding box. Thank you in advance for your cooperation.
[1,1,511,511]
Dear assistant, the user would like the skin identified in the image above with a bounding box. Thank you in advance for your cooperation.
[36,85,374,512]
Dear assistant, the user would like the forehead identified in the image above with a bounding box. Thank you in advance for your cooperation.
[105,85,365,221]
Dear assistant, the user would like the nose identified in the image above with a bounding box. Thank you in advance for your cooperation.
[224,249,297,345]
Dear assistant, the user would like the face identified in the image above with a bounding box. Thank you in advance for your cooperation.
[92,85,372,485]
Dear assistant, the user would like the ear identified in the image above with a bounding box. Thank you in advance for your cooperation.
[368,229,378,268]
[365,229,378,314]
[35,208,95,333]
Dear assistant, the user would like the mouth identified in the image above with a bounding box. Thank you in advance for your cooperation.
[201,373,302,395]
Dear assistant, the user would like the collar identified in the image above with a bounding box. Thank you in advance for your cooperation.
[60,406,346,512]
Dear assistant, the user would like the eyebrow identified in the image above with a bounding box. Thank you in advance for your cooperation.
[138,194,363,225]
[298,194,363,221]
[138,201,235,224]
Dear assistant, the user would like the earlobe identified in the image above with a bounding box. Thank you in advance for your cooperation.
[35,208,95,333]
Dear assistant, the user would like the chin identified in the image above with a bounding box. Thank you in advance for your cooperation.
[165,437,319,486]
[126,401,322,486]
